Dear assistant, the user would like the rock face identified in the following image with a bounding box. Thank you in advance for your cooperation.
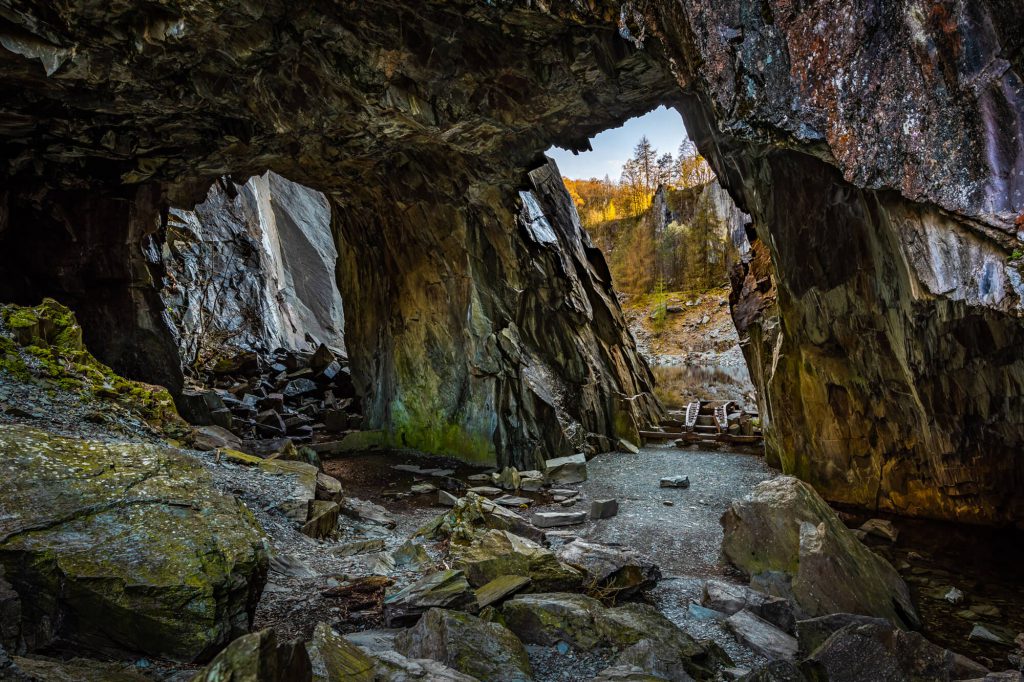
[0,2,1021,520]
[720,477,918,629]
[0,425,268,662]
[163,171,346,362]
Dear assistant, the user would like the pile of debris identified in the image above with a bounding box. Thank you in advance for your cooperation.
[178,344,362,451]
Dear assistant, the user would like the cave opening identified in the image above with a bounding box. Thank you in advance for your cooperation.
[547,105,763,446]
[161,170,365,446]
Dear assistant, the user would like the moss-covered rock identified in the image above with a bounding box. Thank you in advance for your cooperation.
[394,608,532,682]
[451,529,583,592]
[0,425,269,662]
[720,477,919,629]
[502,593,728,680]
[0,299,184,432]
[190,628,311,682]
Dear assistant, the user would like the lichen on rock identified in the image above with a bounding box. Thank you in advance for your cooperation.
[0,299,184,433]
[0,424,269,662]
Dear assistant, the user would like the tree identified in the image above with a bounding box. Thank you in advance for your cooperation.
[677,139,715,187]
[657,152,677,187]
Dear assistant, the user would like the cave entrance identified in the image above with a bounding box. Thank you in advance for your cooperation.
[163,172,363,446]
[547,106,762,440]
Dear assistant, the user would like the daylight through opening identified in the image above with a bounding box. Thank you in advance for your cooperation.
[549,106,762,446]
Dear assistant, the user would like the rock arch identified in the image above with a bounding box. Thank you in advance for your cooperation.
[0,1,1021,522]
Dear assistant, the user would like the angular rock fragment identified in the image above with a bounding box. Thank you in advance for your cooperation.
[307,621,375,682]
[392,540,431,569]
[592,664,665,681]
[502,593,726,678]
[591,498,619,519]
[533,511,587,528]
[618,439,640,454]
[417,492,543,542]
[476,575,532,610]
[395,608,533,682]
[451,529,583,591]
[555,539,660,598]
[794,613,888,657]
[192,424,242,451]
[544,454,588,484]
[315,472,344,502]
[805,622,988,681]
[438,490,459,506]
[858,518,899,542]
[191,628,311,682]
[725,609,798,661]
[301,500,340,539]
[660,476,690,488]
[383,570,477,626]
[493,494,532,507]
[702,580,795,632]
[468,486,502,496]
[339,497,397,528]
[720,477,919,628]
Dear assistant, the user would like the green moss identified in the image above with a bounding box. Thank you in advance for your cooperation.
[0,300,183,432]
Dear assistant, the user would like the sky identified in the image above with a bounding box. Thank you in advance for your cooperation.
[545,105,688,180]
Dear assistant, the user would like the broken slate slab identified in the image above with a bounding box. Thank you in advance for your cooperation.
[383,569,477,626]
[590,499,619,519]
[544,453,587,485]
[859,518,899,542]
[339,497,397,528]
[468,486,502,496]
[533,511,587,528]
[301,500,340,539]
[726,609,798,661]
[618,438,640,454]
[476,575,532,610]
[410,483,437,494]
[702,580,794,633]
[393,464,422,473]
[493,495,532,507]
[438,490,459,506]
[660,475,690,489]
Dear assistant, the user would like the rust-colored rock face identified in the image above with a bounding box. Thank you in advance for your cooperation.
[0,2,1021,520]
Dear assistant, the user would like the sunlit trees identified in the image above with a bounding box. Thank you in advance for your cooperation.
[558,133,728,297]
[677,139,715,187]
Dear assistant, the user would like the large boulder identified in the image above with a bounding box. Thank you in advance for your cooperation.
[720,477,918,628]
[394,608,533,682]
[190,628,312,682]
[555,539,660,598]
[502,593,726,680]
[803,622,989,682]
[452,529,583,591]
[0,425,268,661]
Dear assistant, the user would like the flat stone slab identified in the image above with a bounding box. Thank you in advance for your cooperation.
[532,511,587,528]
[393,464,422,473]
[468,486,502,496]
[438,490,459,506]
[660,475,690,488]
[726,609,798,661]
[475,575,532,609]
[493,495,532,507]
[544,453,587,485]
[410,482,437,494]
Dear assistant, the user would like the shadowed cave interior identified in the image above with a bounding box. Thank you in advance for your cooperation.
[1,1,1023,680]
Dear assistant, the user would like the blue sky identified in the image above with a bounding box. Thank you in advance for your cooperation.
[546,105,687,180]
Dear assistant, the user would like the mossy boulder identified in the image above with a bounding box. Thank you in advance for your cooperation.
[502,593,728,680]
[190,628,311,682]
[451,529,583,592]
[394,608,532,682]
[0,299,183,431]
[720,477,919,629]
[0,425,269,662]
